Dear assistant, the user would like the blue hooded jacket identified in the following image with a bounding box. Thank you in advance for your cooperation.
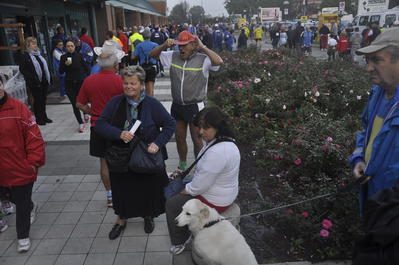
[223,30,233,45]
[349,85,399,212]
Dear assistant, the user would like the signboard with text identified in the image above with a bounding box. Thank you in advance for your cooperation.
[358,0,389,13]
[260,8,280,22]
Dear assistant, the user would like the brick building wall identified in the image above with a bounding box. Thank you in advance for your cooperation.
[114,6,125,28]
[127,11,142,28]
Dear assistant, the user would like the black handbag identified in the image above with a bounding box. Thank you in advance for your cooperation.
[104,145,132,173]
[164,137,236,200]
[129,137,164,174]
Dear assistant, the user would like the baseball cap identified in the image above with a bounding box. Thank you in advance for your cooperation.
[356,27,399,55]
[175,30,195,45]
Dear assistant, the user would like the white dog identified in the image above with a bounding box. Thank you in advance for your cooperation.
[175,199,258,265]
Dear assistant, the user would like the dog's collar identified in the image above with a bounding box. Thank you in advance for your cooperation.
[204,218,224,229]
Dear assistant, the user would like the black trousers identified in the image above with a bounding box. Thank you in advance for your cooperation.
[29,82,48,122]
[0,182,34,239]
[65,79,84,124]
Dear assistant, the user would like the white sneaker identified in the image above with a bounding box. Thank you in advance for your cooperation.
[170,233,193,255]
[0,220,8,233]
[30,201,38,225]
[1,200,15,215]
[17,238,31,253]
[169,166,184,180]
[79,124,85,133]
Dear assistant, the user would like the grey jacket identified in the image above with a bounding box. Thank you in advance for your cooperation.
[170,51,209,105]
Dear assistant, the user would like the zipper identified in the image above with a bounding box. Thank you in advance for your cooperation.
[180,60,187,105]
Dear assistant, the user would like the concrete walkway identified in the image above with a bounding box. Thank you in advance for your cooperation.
[0,46,354,264]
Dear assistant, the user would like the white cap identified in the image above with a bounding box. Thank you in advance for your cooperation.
[93,40,125,59]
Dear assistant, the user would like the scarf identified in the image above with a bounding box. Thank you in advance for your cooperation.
[0,91,8,106]
[124,90,146,130]
[29,50,51,84]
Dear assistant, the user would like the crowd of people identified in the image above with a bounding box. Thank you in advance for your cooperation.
[2,18,399,259]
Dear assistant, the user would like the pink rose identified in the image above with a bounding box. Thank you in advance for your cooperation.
[302,212,308,217]
[320,229,329,237]
[322,220,332,229]
[274,154,280,160]
[286,210,293,215]
[295,158,301,165]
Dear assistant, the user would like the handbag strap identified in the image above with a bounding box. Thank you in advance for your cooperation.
[178,137,236,180]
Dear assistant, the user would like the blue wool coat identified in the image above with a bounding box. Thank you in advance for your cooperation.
[350,85,399,211]
[95,94,176,160]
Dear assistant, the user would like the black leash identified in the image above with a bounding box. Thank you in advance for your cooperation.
[225,174,369,220]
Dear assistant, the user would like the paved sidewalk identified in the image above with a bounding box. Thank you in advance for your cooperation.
[0,69,197,265]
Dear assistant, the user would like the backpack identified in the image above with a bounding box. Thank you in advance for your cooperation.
[133,39,142,48]
[139,46,155,71]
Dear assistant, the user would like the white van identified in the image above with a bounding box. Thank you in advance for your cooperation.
[350,6,399,33]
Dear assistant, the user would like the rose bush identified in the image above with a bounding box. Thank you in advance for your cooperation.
[207,46,371,262]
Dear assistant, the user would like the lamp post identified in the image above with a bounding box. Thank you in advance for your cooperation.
[243,9,247,21]
[283,1,289,20]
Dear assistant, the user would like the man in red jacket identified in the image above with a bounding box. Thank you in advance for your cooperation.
[79,27,95,50]
[336,31,349,60]
[0,80,45,253]
[117,26,129,69]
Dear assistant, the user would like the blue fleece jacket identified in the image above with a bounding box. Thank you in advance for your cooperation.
[349,85,399,212]
[95,94,176,160]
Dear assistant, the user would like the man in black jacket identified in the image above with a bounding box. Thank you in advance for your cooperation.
[202,28,213,50]
[293,21,304,53]
[287,26,294,49]
[367,21,381,44]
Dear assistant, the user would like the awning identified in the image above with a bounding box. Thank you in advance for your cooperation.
[106,0,163,16]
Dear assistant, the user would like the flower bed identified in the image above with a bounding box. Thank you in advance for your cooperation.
[208,46,372,262]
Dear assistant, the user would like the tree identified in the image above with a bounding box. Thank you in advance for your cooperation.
[189,5,205,25]
[169,1,190,24]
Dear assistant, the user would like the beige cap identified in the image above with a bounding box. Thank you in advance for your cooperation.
[356,27,399,55]
[93,40,125,59]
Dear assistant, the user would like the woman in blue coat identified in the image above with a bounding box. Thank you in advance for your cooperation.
[96,65,176,239]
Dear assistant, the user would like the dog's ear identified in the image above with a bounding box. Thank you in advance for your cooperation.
[199,205,210,219]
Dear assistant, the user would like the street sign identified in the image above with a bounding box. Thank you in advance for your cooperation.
[301,16,308,23]
[339,2,345,10]
[284,8,288,15]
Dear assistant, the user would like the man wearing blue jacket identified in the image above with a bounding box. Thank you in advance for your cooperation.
[212,24,223,52]
[350,27,399,213]
[300,26,313,57]
[223,27,233,52]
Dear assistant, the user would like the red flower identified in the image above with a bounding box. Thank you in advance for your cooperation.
[281,123,285,127]
[249,101,253,105]
[302,212,308,217]
[288,122,292,125]
[291,110,294,112]
[266,120,269,122]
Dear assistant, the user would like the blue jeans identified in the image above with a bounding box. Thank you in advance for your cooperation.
[272,39,279,48]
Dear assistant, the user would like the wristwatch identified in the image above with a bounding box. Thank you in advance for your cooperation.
[201,45,207,51]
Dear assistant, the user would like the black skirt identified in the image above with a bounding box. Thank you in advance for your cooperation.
[110,169,168,219]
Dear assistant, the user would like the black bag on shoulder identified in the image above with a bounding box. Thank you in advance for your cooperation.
[139,46,155,71]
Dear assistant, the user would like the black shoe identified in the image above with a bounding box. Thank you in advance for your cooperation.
[109,223,126,240]
[44,117,53,123]
[36,120,46,126]
[144,217,155,234]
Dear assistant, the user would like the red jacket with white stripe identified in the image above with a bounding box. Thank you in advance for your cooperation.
[0,94,45,187]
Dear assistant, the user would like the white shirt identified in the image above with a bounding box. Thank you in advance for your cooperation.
[328,39,338,46]
[185,140,240,207]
